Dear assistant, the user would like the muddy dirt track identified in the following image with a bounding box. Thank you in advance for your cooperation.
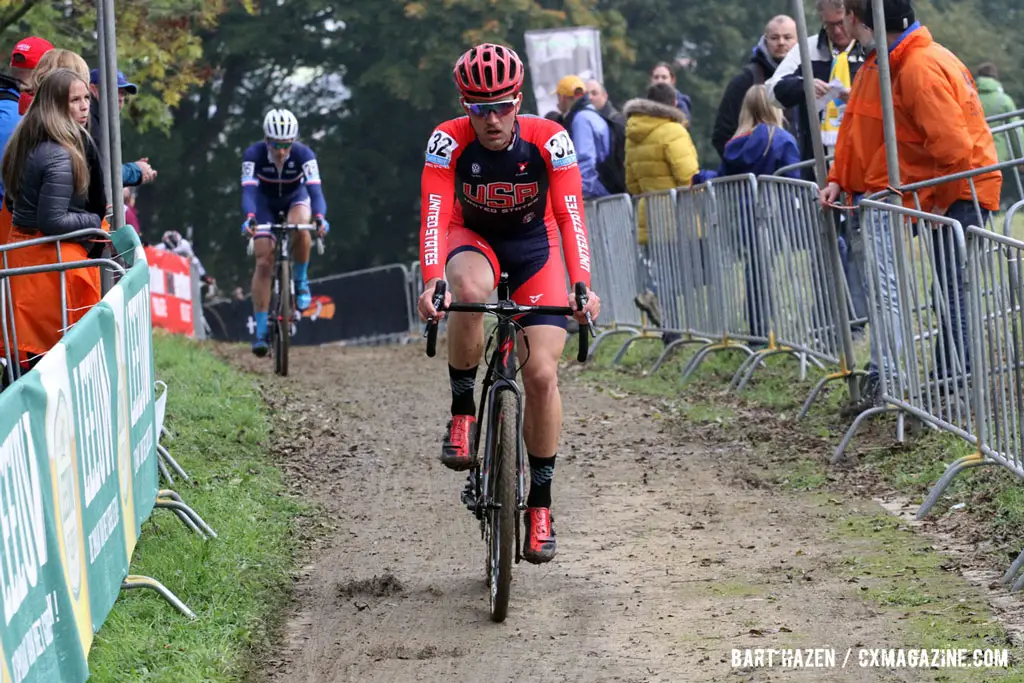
[228,341,948,683]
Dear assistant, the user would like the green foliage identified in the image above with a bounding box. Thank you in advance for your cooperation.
[108,0,1024,292]
[0,0,232,131]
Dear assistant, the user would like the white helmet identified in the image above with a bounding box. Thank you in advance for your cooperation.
[263,108,299,141]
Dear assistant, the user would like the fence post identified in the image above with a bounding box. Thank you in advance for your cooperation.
[791,0,860,404]
[190,261,206,340]
[98,0,124,296]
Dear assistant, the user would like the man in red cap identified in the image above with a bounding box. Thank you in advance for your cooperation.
[8,36,53,115]
[1,37,53,217]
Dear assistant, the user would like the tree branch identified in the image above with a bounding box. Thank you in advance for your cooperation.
[0,0,44,34]
[187,55,245,158]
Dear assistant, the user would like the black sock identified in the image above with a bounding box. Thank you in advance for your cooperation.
[449,365,478,416]
[527,453,556,508]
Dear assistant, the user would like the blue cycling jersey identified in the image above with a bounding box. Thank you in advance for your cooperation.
[240,140,327,217]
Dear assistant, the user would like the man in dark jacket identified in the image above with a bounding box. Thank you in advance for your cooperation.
[766,0,867,163]
[711,15,798,161]
[88,68,156,191]
[586,79,625,127]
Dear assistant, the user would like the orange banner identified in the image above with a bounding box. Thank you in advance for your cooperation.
[143,247,194,336]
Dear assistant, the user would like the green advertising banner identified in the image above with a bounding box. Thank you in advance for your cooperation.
[59,302,130,632]
[108,229,159,543]
[107,255,158,541]
[0,227,160,682]
[0,378,89,683]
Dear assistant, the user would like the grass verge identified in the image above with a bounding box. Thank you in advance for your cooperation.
[85,331,308,683]
[574,332,1024,676]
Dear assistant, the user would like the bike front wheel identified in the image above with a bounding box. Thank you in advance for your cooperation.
[487,389,517,622]
[274,260,291,377]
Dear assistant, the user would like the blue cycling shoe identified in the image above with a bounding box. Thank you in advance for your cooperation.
[295,280,312,312]
[251,336,270,358]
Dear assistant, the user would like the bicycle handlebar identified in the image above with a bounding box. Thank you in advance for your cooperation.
[424,281,595,363]
[245,223,324,256]
[255,222,317,230]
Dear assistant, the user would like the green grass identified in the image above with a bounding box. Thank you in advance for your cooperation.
[828,513,1022,681]
[1002,209,1024,241]
[85,332,308,682]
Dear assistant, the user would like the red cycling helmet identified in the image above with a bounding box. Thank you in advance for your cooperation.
[453,43,525,102]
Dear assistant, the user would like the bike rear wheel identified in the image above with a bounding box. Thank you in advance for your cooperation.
[274,260,291,377]
[487,389,517,622]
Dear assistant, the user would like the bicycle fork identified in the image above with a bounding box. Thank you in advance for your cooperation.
[276,236,298,325]
[472,322,528,562]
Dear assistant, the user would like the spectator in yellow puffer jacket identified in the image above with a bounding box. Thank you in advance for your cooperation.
[623,82,699,330]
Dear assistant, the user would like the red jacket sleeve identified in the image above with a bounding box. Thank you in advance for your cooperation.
[419,120,465,284]
[536,121,592,289]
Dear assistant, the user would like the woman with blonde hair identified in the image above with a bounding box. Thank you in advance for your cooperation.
[16,49,90,114]
[716,84,801,178]
[33,49,107,227]
[1,67,105,372]
[33,49,90,86]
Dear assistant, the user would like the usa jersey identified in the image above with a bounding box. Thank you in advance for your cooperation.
[241,140,327,217]
[419,116,591,288]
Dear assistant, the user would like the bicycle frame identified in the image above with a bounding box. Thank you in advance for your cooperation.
[245,214,324,375]
[474,277,528,520]
[424,273,594,558]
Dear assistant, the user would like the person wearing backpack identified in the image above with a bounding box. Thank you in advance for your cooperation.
[712,15,798,162]
[555,74,616,199]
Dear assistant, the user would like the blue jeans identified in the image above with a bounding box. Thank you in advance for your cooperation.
[837,211,868,326]
[866,207,903,379]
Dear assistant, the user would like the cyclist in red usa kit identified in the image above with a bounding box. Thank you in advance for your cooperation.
[417,43,601,564]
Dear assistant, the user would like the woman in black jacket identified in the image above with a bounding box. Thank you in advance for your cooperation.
[0,67,104,369]
[29,50,107,225]
[3,67,99,235]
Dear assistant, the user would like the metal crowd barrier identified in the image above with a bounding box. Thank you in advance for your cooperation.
[678,174,770,382]
[773,154,834,180]
[611,187,713,369]
[585,193,645,356]
[964,227,1024,591]
[730,177,843,391]
[834,200,975,463]
[575,174,858,414]
[988,118,1024,209]
[674,183,719,348]
[408,259,423,334]
[1,228,124,385]
[813,160,1024,587]
[986,107,1024,125]
[775,158,870,337]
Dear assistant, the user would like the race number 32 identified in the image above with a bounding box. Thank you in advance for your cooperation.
[426,130,458,168]
[545,131,577,168]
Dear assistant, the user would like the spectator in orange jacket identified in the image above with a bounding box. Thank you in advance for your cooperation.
[827,0,1000,405]
[869,0,997,383]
